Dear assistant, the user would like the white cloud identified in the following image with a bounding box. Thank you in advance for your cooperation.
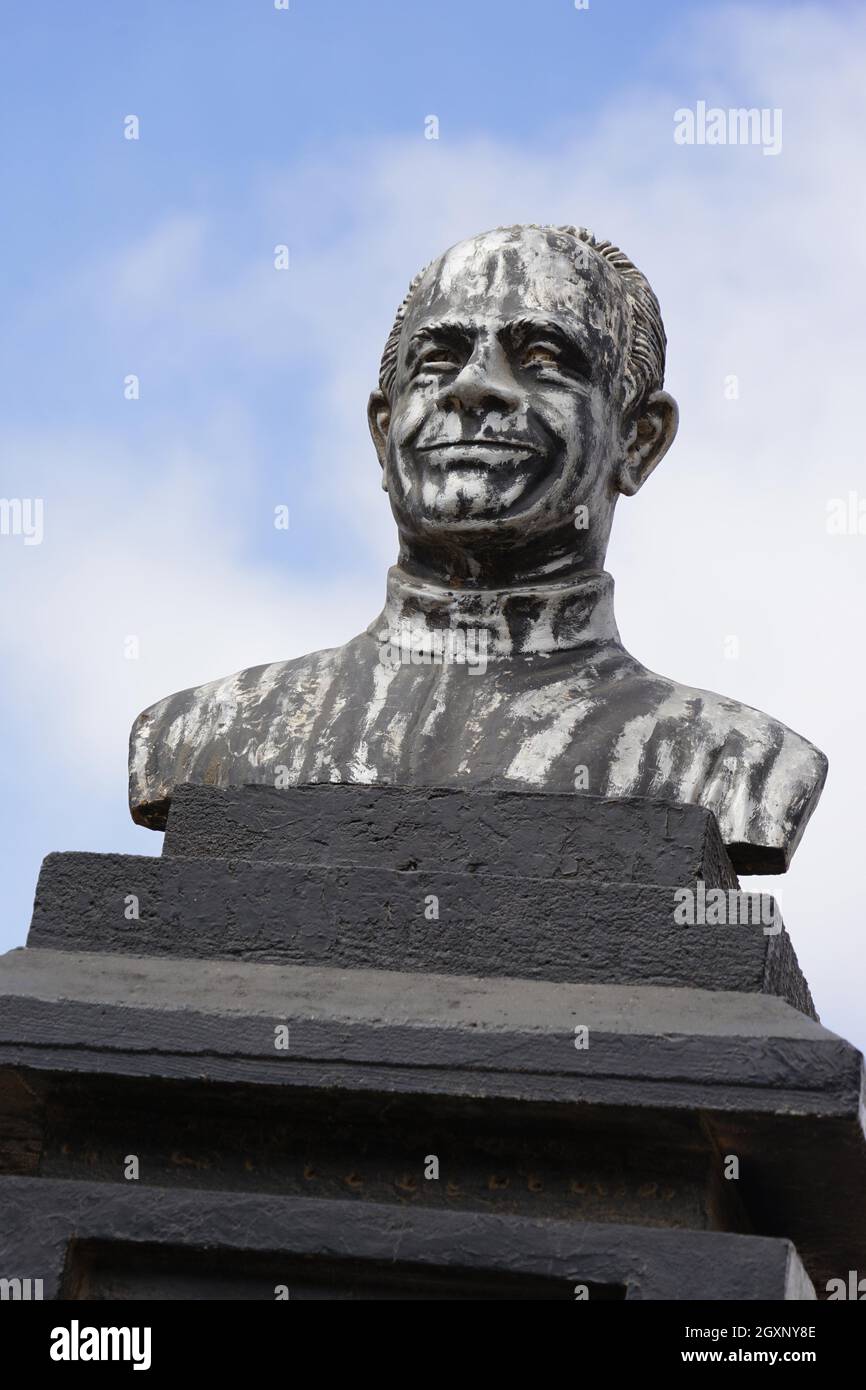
[107,215,207,317]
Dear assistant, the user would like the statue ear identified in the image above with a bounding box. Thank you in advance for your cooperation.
[367,390,391,482]
[616,390,679,497]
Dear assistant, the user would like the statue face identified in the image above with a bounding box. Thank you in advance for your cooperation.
[380,227,631,548]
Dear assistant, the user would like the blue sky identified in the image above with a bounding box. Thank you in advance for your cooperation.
[2,0,865,1049]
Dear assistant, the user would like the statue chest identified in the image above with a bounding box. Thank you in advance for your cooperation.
[285,647,711,804]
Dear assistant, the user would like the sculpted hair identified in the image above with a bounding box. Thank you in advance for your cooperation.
[377,224,667,416]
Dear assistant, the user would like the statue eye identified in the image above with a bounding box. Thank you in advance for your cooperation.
[521,343,560,368]
[417,346,461,372]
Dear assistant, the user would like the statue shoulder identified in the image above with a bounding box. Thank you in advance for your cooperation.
[603,665,827,872]
[689,686,828,873]
[128,644,344,829]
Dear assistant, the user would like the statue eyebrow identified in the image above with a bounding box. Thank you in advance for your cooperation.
[408,319,474,348]
[506,315,581,344]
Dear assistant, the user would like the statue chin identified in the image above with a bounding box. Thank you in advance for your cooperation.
[389,457,562,535]
[392,494,549,541]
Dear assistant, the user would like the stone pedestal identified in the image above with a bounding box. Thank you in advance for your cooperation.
[1,785,863,1300]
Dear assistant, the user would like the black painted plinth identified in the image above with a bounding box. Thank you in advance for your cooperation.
[0,784,862,1301]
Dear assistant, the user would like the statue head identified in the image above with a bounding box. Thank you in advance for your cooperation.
[367,224,678,583]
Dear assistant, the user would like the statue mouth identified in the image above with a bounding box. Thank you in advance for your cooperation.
[416,440,542,465]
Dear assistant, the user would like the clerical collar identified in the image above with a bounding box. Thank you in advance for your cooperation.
[370,565,622,661]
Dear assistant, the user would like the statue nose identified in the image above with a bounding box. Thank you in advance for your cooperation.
[442,350,520,415]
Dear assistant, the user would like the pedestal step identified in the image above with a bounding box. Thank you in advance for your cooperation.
[27,850,810,1008]
[162,783,740,888]
[0,1178,814,1300]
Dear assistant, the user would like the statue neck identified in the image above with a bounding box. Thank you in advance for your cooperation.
[372,564,621,660]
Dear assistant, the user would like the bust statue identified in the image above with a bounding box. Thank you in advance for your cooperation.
[129,224,826,872]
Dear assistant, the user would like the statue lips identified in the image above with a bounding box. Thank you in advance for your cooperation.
[416,439,543,468]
